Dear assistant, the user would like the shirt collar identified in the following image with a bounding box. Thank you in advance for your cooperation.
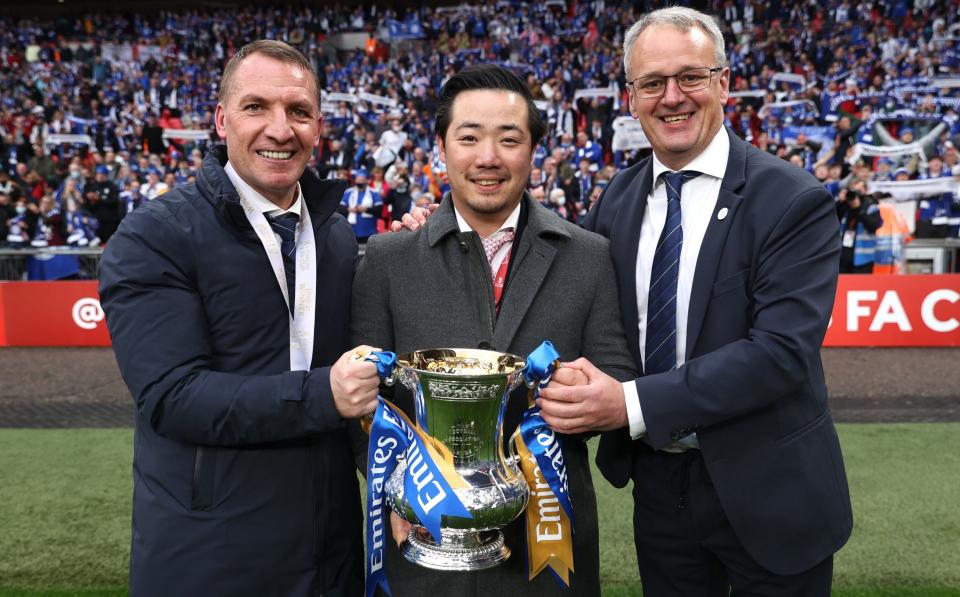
[224,161,303,218]
[651,126,729,186]
[453,200,522,238]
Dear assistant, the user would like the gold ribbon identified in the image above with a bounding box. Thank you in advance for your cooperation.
[363,398,469,490]
[515,425,575,584]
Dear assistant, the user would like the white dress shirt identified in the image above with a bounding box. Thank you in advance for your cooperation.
[454,202,522,273]
[623,127,730,442]
[225,161,304,242]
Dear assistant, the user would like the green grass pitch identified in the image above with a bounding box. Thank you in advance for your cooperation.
[1,424,958,595]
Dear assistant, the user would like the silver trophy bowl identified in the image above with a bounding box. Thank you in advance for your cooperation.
[384,348,530,571]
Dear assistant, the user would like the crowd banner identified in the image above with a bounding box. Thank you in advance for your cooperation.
[824,274,960,347]
[861,113,946,129]
[931,76,960,89]
[573,84,618,101]
[136,45,164,64]
[100,42,134,63]
[612,116,650,151]
[161,129,211,141]
[884,76,932,89]
[757,99,818,120]
[819,70,851,84]
[44,134,94,146]
[325,92,360,104]
[781,124,834,147]
[769,72,807,87]
[828,91,897,113]
[358,92,398,108]
[0,281,110,346]
[386,15,425,40]
[848,141,926,165]
[68,116,98,130]
[932,97,960,108]
[867,178,960,201]
[889,85,939,96]
[728,90,766,98]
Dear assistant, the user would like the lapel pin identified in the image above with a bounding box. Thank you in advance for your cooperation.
[717,207,729,221]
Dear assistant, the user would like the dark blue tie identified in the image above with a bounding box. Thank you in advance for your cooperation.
[645,170,697,375]
[267,212,299,312]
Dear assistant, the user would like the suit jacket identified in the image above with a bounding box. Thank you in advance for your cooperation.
[587,128,852,576]
[99,146,363,597]
[352,194,636,596]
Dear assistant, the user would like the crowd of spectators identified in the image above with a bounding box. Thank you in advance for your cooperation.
[1,1,959,274]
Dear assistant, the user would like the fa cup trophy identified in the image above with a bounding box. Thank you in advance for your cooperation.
[384,347,530,571]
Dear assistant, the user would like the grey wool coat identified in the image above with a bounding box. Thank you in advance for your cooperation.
[351,194,637,597]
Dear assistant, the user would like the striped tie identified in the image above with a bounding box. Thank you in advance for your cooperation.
[645,170,697,375]
[268,212,299,312]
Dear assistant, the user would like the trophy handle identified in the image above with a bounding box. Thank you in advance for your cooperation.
[506,426,523,467]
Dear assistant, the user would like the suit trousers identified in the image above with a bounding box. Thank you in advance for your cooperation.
[630,444,834,597]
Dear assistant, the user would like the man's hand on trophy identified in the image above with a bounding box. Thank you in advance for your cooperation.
[390,511,411,547]
[537,358,628,434]
[330,346,383,418]
[551,365,589,387]
[389,203,438,232]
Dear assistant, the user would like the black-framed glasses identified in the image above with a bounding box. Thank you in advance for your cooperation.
[626,67,723,99]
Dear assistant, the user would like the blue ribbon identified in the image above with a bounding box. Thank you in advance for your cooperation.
[523,341,560,388]
[519,341,574,523]
[365,399,401,597]
[363,351,472,597]
[367,350,397,379]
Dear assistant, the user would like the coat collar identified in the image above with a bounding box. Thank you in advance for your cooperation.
[425,192,571,349]
[200,145,346,234]
[494,196,570,349]
[426,191,571,247]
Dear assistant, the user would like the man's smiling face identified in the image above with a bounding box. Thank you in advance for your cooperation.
[438,89,533,235]
[628,24,729,170]
[215,53,321,209]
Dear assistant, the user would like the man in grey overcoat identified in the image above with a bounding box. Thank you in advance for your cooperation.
[351,64,636,597]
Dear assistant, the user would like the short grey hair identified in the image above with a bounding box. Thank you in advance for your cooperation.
[622,7,727,78]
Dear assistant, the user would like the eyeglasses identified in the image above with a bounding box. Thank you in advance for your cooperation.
[626,67,723,100]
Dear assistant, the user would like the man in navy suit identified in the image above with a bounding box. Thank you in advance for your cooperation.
[538,7,852,596]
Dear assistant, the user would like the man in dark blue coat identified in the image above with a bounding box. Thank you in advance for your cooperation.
[99,40,381,597]
[537,7,852,597]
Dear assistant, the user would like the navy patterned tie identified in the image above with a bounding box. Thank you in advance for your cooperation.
[268,212,299,312]
[645,170,697,375]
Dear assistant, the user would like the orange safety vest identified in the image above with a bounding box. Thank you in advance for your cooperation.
[872,202,913,275]
[422,164,443,200]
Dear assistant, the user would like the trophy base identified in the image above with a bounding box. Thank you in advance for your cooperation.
[401,526,510,571]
